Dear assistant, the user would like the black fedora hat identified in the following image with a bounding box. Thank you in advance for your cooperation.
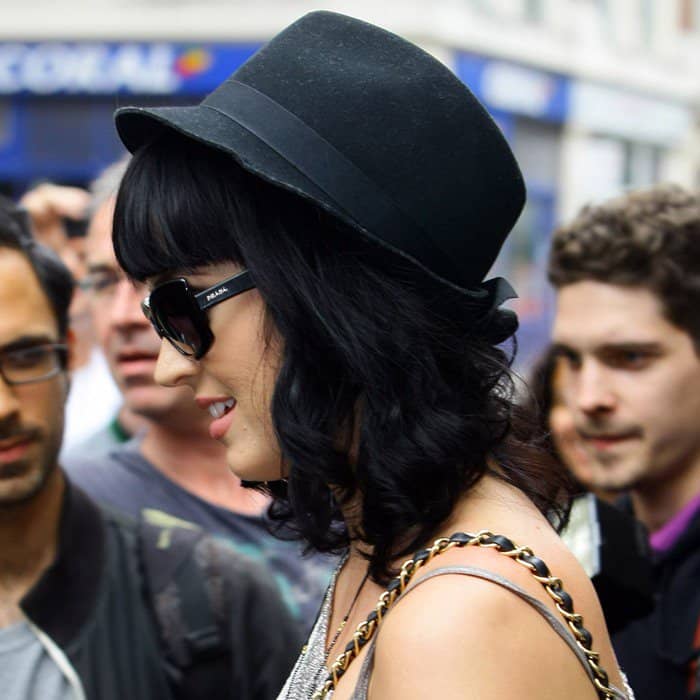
[115,11,525,300]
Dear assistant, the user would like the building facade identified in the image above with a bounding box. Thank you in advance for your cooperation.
[1,0,698,363]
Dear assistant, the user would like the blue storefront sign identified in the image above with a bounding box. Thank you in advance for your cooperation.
[456,53,569,125]
[0,42,261,96]
[0,42,261,190]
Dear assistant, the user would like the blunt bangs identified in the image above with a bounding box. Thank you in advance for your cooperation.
[113,133,251,282]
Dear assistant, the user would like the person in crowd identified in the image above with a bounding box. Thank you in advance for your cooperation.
[528,347,614,500]
[18,183,121,455]
[0,198,300,699]
[111,12,633,699]
[549,184,700,699]
[66,157,333,631]
[526,347,654,636]
[60,160,146,458]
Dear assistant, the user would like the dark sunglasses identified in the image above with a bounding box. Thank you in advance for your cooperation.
[142,269,255,360]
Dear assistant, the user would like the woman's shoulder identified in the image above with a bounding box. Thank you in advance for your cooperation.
[376,532,590,636]
[367,533,612,699]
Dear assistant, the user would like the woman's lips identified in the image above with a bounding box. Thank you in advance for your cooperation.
[195,396,237,441]
[209,404,236,441]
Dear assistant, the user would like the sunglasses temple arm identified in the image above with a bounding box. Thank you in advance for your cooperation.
[195,272,255,311]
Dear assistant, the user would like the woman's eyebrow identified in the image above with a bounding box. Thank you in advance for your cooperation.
[150,271,181,286]
[150,268,206,287]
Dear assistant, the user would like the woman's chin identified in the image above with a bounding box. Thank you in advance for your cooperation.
[225,448,285,483]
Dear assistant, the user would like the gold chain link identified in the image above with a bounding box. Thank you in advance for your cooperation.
[311,531,617,699]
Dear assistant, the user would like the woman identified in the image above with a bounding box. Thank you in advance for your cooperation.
[528,347,617,503]
[111,11,633,699]
[526,348,652,635]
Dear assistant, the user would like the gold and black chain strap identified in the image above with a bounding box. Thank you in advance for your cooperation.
[312,530,618,700]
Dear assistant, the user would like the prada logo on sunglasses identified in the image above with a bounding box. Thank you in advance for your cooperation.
[206,286,229,302]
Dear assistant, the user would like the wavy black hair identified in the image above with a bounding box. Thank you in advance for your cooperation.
[113,133,571,582]
[522,347,585,497]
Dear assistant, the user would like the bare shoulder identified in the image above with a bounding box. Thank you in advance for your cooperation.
[367,543,609,700]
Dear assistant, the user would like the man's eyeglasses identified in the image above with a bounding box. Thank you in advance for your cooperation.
[142,269,255,360]
[0,343,68,386]
[79,269,145,300]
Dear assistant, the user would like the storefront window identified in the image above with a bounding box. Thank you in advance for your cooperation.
[25,99,97,166]
[623,141,662,188]
[488,118,561,367]
[524,0,544,22]
[13,94,200,188]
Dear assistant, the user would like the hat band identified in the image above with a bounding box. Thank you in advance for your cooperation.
[203,79,487,297]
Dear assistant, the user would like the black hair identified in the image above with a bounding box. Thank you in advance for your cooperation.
[0,196,74,339]
[114,133,572,582]
[525,346,558,444]
[522,347,584,496]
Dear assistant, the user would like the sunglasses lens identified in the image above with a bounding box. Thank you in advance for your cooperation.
[149,281,206,357]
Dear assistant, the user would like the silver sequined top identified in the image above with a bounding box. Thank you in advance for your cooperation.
[275,561,339,700]
[277,563,636,700]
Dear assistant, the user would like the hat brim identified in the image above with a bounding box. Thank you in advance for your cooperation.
[116,104,339,218]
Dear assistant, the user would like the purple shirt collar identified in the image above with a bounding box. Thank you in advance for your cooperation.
[650,491,700,553]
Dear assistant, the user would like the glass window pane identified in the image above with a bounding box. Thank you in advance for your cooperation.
[512,118,561,188]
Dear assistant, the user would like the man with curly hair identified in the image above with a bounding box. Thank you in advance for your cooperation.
[549,185,700,699]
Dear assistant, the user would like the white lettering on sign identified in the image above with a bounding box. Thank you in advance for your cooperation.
[0,44,26,93]
[0,43,181,94]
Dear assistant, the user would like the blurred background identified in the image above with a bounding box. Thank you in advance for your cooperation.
[1,0,698,367]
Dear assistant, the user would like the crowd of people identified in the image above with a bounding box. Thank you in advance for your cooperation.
[535,185,700,698]
[1,10,699,700]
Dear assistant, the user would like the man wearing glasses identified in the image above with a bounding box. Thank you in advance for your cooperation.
[0,197,299,699]
[18,183,122,457]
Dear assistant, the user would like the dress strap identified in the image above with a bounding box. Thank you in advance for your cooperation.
[351,565,629,700]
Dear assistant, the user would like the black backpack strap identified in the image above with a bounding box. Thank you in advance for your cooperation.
[138,517,232,700]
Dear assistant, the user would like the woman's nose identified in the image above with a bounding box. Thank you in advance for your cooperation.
[153,340,200,388]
